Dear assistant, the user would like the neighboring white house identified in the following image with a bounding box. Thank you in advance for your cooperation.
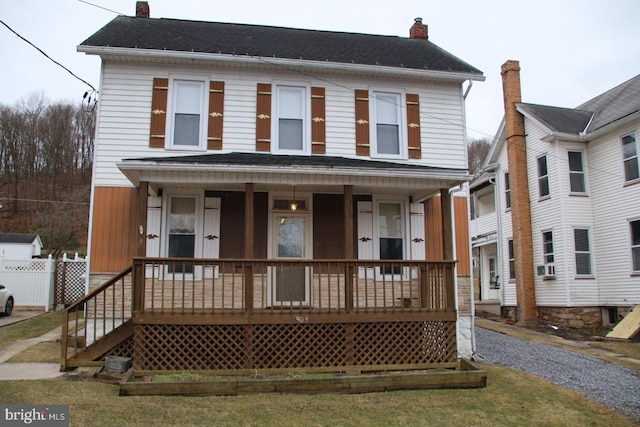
[471,62,640,328]
[0,233,43,259]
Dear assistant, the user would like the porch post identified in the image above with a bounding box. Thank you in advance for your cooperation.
[440,188,455,310]
[136,181,149,257]
[344,185,354,259]
[245,183,254,258]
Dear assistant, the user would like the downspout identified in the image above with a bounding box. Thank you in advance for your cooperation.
[463,79,473,100]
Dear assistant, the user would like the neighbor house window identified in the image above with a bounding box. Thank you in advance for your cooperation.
[537,155,550,198]
[622,132,639,182]
[542,231,554,265]
[507,239,516,280]
[371,91,404,158]
[508,239,515,280]
[631,219,640,273]
[504,172,511,209]
[275,85,307,153]
[568,150,586,193]
[170,79,206,149]
[573,228,592,276]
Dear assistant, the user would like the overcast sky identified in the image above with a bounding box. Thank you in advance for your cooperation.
[1,0,639,140]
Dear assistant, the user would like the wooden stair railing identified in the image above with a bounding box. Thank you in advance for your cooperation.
[60,266,133,371]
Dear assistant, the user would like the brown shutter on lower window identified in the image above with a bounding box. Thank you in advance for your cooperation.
[207,81,225,150]
[354,89,370,156]
[256,83,272,152]
[311,87,326,154]
[406,93,422,159]
[149,78,168,148]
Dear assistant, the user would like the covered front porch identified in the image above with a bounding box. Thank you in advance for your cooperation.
[61,257,457,373]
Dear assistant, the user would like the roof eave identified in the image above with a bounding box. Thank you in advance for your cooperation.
[77,45,485,82]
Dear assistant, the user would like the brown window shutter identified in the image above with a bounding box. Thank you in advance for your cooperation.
[256,83,272,152]
[207,81,225,150]
[149,78,168,148]
[354,89,370,156]
[406,93,422,159]
[311,87,326,154]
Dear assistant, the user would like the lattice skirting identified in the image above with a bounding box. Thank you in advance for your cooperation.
[132,321,457,371]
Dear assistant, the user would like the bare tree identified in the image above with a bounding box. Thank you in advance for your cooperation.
[467,137,492,176]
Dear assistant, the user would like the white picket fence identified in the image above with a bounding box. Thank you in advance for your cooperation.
[0,254,86,312]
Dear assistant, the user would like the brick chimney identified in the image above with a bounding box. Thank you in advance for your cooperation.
[410,18,428,40]
[501,60,537,322]
[136,1,150,18]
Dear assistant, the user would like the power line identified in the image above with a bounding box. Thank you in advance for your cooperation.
[0,19,97,92]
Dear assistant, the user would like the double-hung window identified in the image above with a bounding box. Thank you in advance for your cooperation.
[507,239,515,280]
[573,228,592,276]
[622,132,639,182]
[170,79,206,149]
[504,172,511,209]
[568,150,587,194]
[542,230,554,265]
[371,91,404,158]
[537,155,550,198]
[631,219,640,273]
[275,85,308,153]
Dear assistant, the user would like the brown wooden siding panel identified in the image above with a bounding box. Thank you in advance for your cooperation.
[90,187,137,273]
[311,87,326,154]
[149,78,168,148]
[313,194,345,259]
[255,83,272,152]
[214,191,267,259]
[406,94,422,159]
[354,90,370,156]
[207,81,225,150]
[454,197,470,276]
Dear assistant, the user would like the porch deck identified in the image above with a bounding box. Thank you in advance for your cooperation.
[61,258,458,374]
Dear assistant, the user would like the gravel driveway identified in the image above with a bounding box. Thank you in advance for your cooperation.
[475,326,640,422]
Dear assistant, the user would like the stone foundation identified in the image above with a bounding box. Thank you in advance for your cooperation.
[501,306,517,320]
[537,306,602,329]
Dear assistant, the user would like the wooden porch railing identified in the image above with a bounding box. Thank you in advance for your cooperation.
[132,258,456,316]
[60,267,132,370]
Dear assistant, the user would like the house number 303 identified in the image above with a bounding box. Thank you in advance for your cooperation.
[295,316,309,323]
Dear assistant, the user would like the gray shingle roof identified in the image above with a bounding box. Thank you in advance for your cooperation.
[129,152,461,172]
[516,74,640,136]
[517,103,593,135]
[80,16,483,76]
[0,233,38,244]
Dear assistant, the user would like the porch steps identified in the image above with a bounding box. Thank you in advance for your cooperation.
[70,320,134,363]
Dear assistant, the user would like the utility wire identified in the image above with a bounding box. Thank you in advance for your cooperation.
[0,19,97,92]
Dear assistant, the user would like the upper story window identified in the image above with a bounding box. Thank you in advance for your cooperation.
[274,85,308,153]
[630,219,640,273]
[169,79,207,150]
[371,91,405,159]
[573,228,593,276]
[504,172,511,209]
[622,132,639,183]
[537,155,550,198]
[568,150,587,194]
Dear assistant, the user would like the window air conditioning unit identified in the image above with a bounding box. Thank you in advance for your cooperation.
[537,263,556,279]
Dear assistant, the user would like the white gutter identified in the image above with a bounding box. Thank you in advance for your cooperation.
[77,46,486,83]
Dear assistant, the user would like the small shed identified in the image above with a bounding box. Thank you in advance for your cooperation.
[0,233,44,259]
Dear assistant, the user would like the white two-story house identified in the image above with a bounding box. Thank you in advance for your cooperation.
[471,60,640,328]
[62,1,484,374]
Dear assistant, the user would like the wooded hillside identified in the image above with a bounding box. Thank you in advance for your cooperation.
[0,94,95,256]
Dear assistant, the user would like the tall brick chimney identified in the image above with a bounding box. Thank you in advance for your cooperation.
[501,60,537,322]
[136,1,150,18]
[410,18,428,40]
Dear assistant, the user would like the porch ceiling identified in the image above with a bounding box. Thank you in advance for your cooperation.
[118,152,471,199]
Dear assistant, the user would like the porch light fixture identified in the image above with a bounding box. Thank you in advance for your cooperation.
[289,185,298,211]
